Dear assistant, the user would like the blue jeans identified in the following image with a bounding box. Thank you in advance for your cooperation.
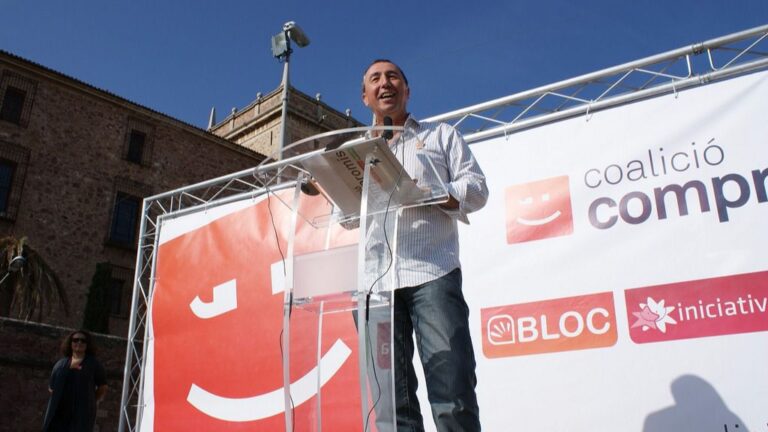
[393,268,481,432]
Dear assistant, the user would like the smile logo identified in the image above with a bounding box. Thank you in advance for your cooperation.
[631,297,677,333]
[505,175,574,244]
[150,193,361,430]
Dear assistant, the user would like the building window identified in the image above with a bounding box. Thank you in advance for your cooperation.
[0,86,26,125]
[0,160,16,214]
[126,130,146,164]
[107,178,151,249]
[123,118,154,166]
[0,72,36,128]
[0,142,30,220]
[109,192,140,246]
[106,265,133,318]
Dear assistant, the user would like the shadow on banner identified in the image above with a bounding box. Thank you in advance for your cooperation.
[642,374,748,432]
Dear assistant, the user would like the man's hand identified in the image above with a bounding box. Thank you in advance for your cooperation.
[439,195,460,210]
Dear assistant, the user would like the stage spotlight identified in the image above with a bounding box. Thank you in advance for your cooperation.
[273,21,311,157]
[272,21,310,58]
[283,21,310,48]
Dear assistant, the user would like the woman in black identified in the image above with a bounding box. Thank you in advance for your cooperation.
[42,330,107,432]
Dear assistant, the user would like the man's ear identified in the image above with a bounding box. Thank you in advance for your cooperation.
[362,92,369,107]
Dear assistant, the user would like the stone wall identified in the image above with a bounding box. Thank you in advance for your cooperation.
[210,86,362,158]
[0,52,264,336]
[0,318,127,432]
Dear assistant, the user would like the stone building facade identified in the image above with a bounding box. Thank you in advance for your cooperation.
[209,85,361,158]
[0,49,362,432]
[0,50,267,336]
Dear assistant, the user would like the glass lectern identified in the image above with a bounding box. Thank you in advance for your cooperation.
[256,127,448,431]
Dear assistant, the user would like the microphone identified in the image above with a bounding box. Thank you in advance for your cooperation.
[300,178,319,196]
[382,116,393,141]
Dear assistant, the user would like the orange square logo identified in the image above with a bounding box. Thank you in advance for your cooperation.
[505,175,573,244]
[481,292,618,358]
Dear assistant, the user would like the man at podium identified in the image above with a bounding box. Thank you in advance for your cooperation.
[361,59,488,432]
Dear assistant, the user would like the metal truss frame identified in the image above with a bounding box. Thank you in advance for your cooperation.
[425,24,768,143]
[118,24,768,431]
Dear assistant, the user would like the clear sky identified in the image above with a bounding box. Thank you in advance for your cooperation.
[2,1,766,128]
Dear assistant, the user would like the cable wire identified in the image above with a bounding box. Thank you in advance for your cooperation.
[264,183,295,432]
[364,130,407,431]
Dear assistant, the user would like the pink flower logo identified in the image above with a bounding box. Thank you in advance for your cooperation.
[631,297,677,333]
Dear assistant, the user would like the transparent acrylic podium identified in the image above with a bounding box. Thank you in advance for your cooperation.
[259,127,448,432]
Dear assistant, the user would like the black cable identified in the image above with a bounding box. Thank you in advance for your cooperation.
[264,184,295,432]
[363,317,383,431]
[364,129,408,431]
[365,131,407,298]
[278,327,296,431]
[266,188,287,281]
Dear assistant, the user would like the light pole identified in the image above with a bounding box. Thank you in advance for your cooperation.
[272,21,310,159]
[271,21,310,432]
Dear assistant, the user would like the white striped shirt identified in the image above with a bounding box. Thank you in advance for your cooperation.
[386,116,488,288]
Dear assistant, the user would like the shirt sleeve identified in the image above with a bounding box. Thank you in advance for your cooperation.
[440,124,489,223]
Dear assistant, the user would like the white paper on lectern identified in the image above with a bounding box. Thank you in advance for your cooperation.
[300,136,431,218]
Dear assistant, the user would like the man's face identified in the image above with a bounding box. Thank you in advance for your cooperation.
[362,61,410,122]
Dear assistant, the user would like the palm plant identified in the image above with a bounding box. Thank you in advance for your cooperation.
[0,236,69,321]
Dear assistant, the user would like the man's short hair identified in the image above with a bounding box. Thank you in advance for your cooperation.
[362,59,409,92]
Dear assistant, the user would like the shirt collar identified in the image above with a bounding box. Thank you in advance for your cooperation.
[404,114,420,131]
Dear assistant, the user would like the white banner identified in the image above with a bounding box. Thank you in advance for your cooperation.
[463,70,768,431]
